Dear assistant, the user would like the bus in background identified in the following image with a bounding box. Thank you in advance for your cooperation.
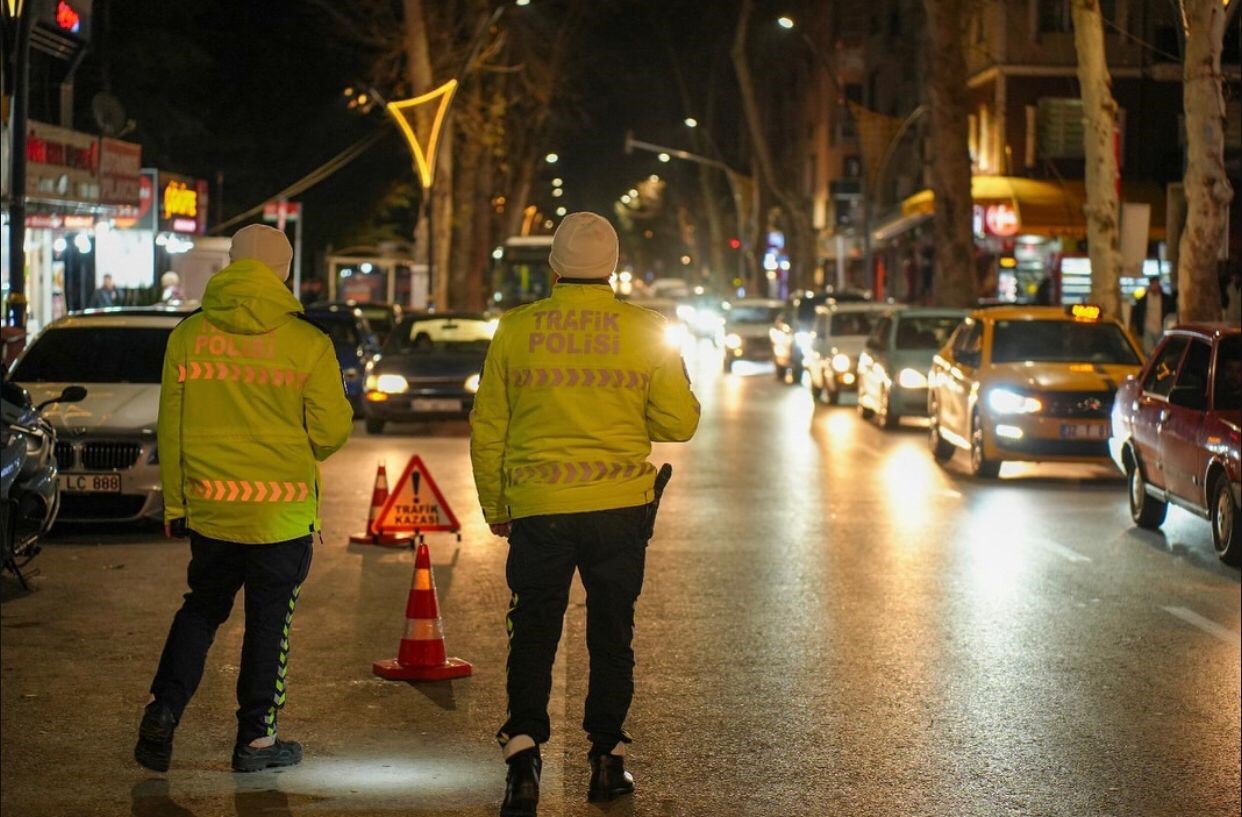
[491,236,554,311]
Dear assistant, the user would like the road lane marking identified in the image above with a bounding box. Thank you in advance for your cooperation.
[1031,538,1092,563]
[1161,606,1242,647]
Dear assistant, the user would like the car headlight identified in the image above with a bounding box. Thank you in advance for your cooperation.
[897,367,929,389]
[676,304,696,321]
[794,331,813,351]
[987,388,1042,414]
[464,373,481,394]
[664,323,689,347]
[831,353,852,373]
[724,333,743,350]
[374,374,409,394]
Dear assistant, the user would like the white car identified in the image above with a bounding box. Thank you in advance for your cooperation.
[9,309,187,523]
[722,298,785,372]
[805,302,892,403]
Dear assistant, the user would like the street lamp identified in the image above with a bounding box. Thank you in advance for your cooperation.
[545,152,559,164]
[551,177,563,187]
[657,152,671,163]
[684,117,698,128]
[777,16,795,29]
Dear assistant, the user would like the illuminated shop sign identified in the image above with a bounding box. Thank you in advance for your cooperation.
[158,173,209,235]
[25,120,99,203]
[37,0,93,41]
[973,202,1021,238]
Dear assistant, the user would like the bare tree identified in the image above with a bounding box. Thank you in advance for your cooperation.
[731,0,815,293]
[1177,0,1235,321]
[1070,0,1123,318]
[922,0,976,308]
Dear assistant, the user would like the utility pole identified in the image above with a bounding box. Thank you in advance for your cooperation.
[5,2,35,332]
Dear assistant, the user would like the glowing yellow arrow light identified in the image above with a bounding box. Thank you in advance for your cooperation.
[386,79,458,188]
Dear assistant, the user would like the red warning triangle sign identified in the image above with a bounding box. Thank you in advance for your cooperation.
[373,455,461,533]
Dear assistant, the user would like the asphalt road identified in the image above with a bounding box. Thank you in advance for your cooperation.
[2,339,1239,817]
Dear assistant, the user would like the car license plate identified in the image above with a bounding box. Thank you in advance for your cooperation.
[59,473,122,493]
[1060,423,1108,440]
[411,398,462,412]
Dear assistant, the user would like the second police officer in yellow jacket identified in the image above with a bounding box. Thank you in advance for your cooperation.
[471,212,700,816]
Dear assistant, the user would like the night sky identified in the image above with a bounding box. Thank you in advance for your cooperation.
[57,0,799,273]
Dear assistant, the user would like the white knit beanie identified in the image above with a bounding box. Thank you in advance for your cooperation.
[230,224,293,281]
[549,212,618,280]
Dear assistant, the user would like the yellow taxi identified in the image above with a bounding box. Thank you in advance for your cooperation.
[927,304,1144,478]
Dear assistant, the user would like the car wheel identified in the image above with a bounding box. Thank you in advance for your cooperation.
[1210,475,1240,565]
[928,409,955,464]
[970,414,1001,479]
[857,392,875,419]
[878,387,899,430]
[1126,457,1167,529]
[365,417,386,436]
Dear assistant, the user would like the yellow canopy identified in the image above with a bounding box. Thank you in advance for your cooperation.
[900,175,1166,240]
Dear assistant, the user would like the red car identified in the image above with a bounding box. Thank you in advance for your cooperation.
[1110,325,1241,564]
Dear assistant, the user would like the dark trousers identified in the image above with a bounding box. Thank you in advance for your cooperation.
[149,532,312,746]
[500,505,650,752]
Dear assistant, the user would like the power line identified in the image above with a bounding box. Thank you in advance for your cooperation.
[210,127,393,235]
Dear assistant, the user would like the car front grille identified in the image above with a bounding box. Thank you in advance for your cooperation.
[1043,391,1115,419]
[80,442,143,471]
[55,441,77,469]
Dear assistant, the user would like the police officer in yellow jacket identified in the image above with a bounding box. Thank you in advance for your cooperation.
[134,225,353,774]
[471,212,700,816]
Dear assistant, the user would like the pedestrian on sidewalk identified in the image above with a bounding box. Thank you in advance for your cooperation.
[134,224,353,774]
[471,212,701,817]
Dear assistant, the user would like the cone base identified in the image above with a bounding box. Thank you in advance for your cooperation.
[372,656,473,682]
[348,531,414,546]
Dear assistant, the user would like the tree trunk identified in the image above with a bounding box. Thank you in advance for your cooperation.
[1071,0,1123,318]
[449,104,483,311]
[922,0,976,308]
[1177,0,1232,322]
[731,0,814,292]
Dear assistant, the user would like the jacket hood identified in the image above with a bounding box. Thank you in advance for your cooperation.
[202,259,302,335]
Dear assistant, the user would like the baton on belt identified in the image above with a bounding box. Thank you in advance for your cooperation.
[645,463,673,539]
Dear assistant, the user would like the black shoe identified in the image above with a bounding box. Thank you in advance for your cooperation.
[134,702,177,772]
[500,748,541,817]
[231,739,303,773]
[587,753,635,802]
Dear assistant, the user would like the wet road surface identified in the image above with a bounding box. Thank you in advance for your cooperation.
[2,339,1239,817]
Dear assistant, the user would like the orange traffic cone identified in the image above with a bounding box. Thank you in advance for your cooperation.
[349,461,411,546]
[373,542,473,681]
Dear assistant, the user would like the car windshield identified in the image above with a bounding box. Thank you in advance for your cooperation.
[12,327,171,384]
[829,311,877,336]
[357,307,392,334]
[726,305,781,325]
[389,317,494,353]
[991,320,1140,365]
[1215,335,1241,411]
[895,316,962,350]
[304,314,360,348]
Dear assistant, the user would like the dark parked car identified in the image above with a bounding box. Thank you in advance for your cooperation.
[309,300,404,344]
[1110,325,1241,564]
[302,305,381,416]
[362,313,495,434]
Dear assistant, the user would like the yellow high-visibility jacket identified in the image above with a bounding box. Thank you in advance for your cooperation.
[158,260,354,544]
[470,282,700,524]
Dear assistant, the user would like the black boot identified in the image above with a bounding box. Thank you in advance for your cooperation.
[587,752,635,802]
[134,701,177,772]
[231,738,303,773]
[500,748,541,817]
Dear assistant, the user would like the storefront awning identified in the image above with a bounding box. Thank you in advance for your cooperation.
[871,212,931,243]
[900,175,1167,240]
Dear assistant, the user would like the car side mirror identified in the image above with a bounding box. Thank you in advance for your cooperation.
[36,385,88,412]
[1167,384,1206,411]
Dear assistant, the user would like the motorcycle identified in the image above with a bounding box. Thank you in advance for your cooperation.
[1,379,87,588]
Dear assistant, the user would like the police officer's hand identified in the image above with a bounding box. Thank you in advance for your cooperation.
[164,522,174,539]
[489,523,511,538]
